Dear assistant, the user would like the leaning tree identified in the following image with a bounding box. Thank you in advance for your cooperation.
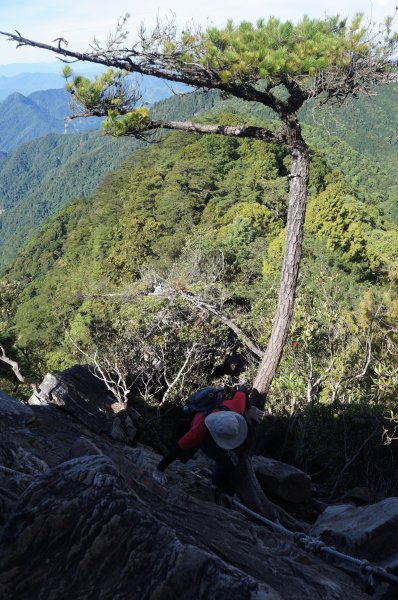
[2,13,397,520]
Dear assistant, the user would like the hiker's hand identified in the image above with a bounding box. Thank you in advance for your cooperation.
[152,469,168,486]
[245,406,264,424]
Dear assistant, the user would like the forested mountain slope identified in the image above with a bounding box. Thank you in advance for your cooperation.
[2,84,397,273]
[4,127,397,373]
[196,85,398,223]
[0,131,146,267]
[169,85,398,223]
[0,71,65,100]
[0,90,217,269]
[301,84,398,222]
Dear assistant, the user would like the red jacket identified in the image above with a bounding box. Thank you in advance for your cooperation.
[177,390,248,451]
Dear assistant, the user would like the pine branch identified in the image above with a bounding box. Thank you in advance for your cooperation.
[146,120,286,144]
[0,30,283,113]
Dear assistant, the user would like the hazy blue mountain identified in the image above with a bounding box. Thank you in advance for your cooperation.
[0,70,189,153]
[0,62,103,100]
[0,90,204,269]
[0,89,100,153]
[0,62,70,76]
[0,73,65,100]
[0,61,188,104]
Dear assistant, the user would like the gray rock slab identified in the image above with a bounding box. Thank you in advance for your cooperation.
[28,365,138,443]
[311,497,398,562]
[0,454,369,600]
[0,387,374,599]
[0,390,35,428]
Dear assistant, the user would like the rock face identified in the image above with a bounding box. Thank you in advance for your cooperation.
[0,389,35,427]
[0,378,391,599]
[28,364,138,443]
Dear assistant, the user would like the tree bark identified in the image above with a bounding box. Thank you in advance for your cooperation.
[252,130,310,406]
[233,123,311,529]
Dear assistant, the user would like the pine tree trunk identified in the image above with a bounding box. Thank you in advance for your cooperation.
[252,135,309,406]
[235,130,310,528]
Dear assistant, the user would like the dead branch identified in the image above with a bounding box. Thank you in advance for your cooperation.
[0,344,38,392]
[179,291,264,359]
[0,28,285,113]
[83,285,264,359]
[158,342,199,411]
[305,351,336,404]
[67,336,133,408]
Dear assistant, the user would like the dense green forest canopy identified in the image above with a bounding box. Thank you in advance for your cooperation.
[1,83,397,273]
[0,131,146,268]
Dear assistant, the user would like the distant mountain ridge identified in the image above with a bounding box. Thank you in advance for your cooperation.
[0,72,65,100]
[0,89,100,153]
[0,79,190,154]
[0,62,103,100]
[0,61,72,76]
[1,85,397,273]
[0,90,214,271]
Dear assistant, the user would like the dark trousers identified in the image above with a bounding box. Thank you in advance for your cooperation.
[201,437,237,495]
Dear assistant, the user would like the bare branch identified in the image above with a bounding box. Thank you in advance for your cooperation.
[0,29,283,112]
[145,120,286,145]
[158,342,199,410]
[83,284,264,359]
[0,344,38,392]
[179,291,264,359]
[67,336,133,408]
[305,351,336,404]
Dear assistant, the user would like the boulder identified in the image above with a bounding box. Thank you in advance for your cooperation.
[0,465,33,526]
[311,497,398,563]
[0,451,369,600]
[252,456,312,503]
[28,365,138,443]
[342,487,374,506]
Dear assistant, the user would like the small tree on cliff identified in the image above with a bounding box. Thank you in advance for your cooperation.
[2,14,397,520]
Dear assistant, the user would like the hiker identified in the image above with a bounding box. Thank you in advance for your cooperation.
[152,386,263,494]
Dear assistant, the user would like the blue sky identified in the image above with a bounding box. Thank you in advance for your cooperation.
[0,0,396,65]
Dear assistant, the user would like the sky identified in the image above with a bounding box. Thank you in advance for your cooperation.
[0,0,396,65]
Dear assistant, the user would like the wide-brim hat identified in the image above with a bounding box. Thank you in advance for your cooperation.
[204,411,248,450]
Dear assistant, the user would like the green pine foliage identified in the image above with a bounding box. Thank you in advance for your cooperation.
[172,15,374,83]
